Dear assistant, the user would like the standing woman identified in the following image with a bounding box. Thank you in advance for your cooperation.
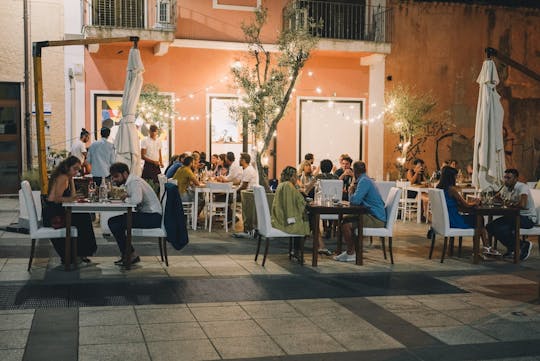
[42,156,97,263]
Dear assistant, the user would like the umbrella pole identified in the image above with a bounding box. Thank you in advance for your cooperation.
[32,42,49,195]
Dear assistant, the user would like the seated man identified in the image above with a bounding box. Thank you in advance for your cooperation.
[486,168,536,261]
[108,162,162,267]
[334,156,354,200]
[335,161,386,262]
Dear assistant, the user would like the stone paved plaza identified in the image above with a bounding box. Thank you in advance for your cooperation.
[1,196,540,361]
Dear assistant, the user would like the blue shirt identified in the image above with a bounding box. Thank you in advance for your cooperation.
[87,138,115,178]
[350,174,386,222]
[165,161,182,178]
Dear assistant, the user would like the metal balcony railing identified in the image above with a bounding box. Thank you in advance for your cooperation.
[285,0,392,43]
[84,0,176,31]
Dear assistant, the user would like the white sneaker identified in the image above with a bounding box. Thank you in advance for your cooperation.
[334,251,356,262]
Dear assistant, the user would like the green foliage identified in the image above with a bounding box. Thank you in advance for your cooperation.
[137,83,176,131]
[21,169,41,190]
[230,5,320,188]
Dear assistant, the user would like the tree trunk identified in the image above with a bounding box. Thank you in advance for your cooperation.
[256,151,270,192]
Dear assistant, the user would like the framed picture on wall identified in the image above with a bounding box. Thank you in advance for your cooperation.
[92,92,173,164]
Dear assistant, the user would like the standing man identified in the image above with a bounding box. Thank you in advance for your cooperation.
[335,161,386,262]
[71,128,91,175]
[87,127,115,186]
[108,162,162,267]
[237,153,258,195]
[141,124,163,183]
[486,168,535,261]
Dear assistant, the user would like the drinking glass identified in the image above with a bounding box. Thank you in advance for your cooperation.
[88,181,96,202]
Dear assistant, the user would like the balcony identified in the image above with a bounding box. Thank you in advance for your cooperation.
[285,0,392,44]
[83,0,177,44]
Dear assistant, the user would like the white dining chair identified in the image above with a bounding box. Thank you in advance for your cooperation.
[206,182,233,232]
[21,181,78,271]
[131,188,169,266]
[428,188,474,263]
[158,174,167,199]
[396,180,418,222]
[519,189,540,251]
[362,187,402,264]
[253,185,306,266]
[375,181,396,203]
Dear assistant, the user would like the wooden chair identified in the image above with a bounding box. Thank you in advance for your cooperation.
[21,181,78,271]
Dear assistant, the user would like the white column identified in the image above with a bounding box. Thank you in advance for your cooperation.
[360,54,386,180]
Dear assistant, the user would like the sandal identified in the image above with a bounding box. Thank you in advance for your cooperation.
[318,248,333,256]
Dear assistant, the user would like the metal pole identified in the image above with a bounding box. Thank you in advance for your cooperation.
[23,0,32,169]
[32,42,49,195]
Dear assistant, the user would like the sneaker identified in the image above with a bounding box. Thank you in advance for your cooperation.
[333,251,356,262]
[520,240,532,261]
[318,248,333,256]
[483,246,502,256]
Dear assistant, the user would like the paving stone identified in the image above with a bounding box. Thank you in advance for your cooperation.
[79,324,144,345]
[241,301,304,319]
[0,313,34,330]
[200,319,266,338]
[309,313,382,333]
[136,307,195,324]
[473,321,540,341]
[190,305,250,321]
[421,325,497,345]
[79,307,137,326]
[273,332,346,355]
[328,329,404,351]
[141,322,206,341]
[147,339,220,361]
[79,342,150,361]
[441,307,500,324]
[211,335,284,359]
[366,296,425,310]
[0,349,24,361]
[0,330,29,349]
[392,309,464,328]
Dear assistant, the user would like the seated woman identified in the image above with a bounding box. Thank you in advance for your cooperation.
[42,156,97,264]
[272,166,332,256]
[172,156,205,214]
[436,166,494,255]
[297,160,316,198]
[406,158,430,221]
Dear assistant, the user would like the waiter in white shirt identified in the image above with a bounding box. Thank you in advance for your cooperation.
[141,124,163,183]
[86,127,115,186]
[108,162,162,267]
[70,128,91,175]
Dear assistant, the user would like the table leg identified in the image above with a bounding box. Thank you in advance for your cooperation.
[514,214,521,264]
[65,207,72,271]
[336,215,343,255]
[311,213,320,267]
[124,207,133,268]
[356,214,364,265]
[473,214,482,264]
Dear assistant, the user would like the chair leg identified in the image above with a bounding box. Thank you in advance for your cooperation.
[448,237,454,257]
[300,236,306,266]
[458,237,463,257]
[369,236,373,246]
[73,237,78,268]
[162,238,169,267]
[28,239,36,271]
[288,237,292,260]
[441,236,448,263]
[389,237,394,264]
[255,234,262,262]
[158,237,164,262]
[380,237,387,260]
[262,237,270,267]
[429,233,436,259]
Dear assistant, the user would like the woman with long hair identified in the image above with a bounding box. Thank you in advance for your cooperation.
[43,156,97,264]
[436,166,495,255]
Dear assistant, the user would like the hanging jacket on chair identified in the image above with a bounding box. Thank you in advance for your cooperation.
[163,182,189,250]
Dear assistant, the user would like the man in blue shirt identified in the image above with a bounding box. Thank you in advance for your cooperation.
[86,127,115,186]
[335,161,386,262]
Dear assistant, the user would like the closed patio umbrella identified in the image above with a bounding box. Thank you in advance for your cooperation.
[472,59,505,191]
[114,47,144,176]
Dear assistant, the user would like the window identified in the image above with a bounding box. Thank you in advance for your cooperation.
[92,0,145,28]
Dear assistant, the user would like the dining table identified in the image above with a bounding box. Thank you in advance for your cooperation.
[62,200,135,270]
[306,201,368,266]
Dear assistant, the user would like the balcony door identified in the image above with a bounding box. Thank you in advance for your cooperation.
[0,83,21,194]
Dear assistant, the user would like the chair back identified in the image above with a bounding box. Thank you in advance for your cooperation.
[158,174,167,199]
[319,179,343,200]
[160,190,167,229]
[529,189,540,224]
[384,187,402,232]
[428,188,450,234]
[21,181,39,234]
[375,181,396,202]
[253,185,272,236]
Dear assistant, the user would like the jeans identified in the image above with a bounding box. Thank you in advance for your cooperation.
[486,215,534,252]
[108,212,162,256]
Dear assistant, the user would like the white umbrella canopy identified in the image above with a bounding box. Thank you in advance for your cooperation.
[472,59,505,191]
[114,47,144,176]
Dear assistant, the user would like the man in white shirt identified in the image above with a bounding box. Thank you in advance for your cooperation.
[86,127,116,186]
[218,152,242,185]
[238,153,258,194]
[108,162,162,267]
[486,168,536,261]
[141,124,163,183]
[70,128,90,174]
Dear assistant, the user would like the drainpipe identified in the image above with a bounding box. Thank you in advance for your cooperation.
[23,0,32,169]
[68,68,77,146]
